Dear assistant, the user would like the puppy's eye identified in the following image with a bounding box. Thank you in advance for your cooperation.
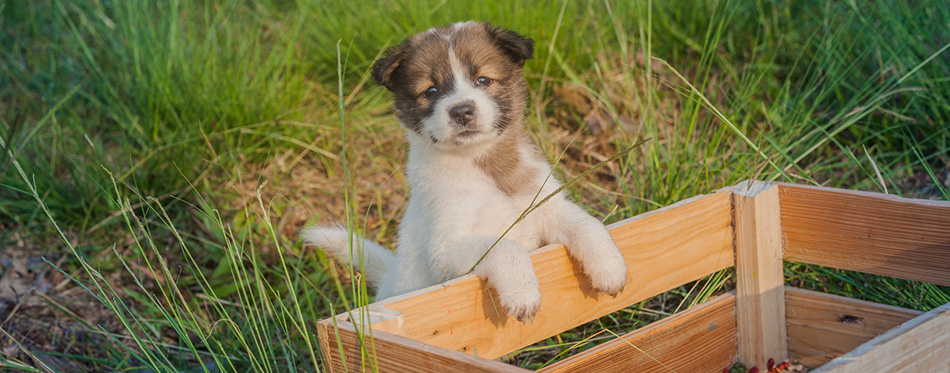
[474,76,492,87]
[423,86,439,98]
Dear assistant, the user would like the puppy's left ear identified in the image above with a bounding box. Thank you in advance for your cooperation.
[486,24,534,66]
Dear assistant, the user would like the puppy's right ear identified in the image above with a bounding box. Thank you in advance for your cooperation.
[372,40,410,90]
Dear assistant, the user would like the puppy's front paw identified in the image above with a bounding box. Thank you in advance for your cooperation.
[490,270,541,323]
[476,239,543,323]
[499,285,541,323]
[585,250,628,296]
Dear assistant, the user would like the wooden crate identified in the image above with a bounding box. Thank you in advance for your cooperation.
[316,181,950,372]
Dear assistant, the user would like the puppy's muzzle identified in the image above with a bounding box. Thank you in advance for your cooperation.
[449,102,476,127]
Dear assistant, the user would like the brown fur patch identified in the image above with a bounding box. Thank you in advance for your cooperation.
[451,24,530,132]
[474,128,541,196]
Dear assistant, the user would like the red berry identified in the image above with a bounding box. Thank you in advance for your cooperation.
[749,368,759,373]
[767,358,775,369]
[777,362,790,370]
[723,369,729,373]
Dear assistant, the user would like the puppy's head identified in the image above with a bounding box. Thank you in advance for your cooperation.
[372,22,534,150]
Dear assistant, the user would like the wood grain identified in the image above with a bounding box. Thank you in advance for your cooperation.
[778,183,950,286]
[785,287,923,368]
[734,182,788,367]
[539,292,738,373]
[331,188,735,361]
[815,300,950,372]
[316,319,529,373]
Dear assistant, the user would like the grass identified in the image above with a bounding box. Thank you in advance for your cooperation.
[1,0,948,371]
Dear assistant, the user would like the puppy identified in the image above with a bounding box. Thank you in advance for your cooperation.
[303,21,627,322]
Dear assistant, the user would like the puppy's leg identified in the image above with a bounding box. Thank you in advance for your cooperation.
[476,239,542,322]
[543,199,627,295]
[436,236,541,323]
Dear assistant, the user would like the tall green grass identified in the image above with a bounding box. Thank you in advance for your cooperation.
[1,0,948,370]
[4,132,337,371]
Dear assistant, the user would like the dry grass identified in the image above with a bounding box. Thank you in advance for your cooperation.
[0,234,133,371]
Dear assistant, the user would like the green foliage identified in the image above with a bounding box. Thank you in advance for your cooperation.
[1,0,948,370]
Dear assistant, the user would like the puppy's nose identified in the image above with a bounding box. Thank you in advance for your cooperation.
[449,103,476,126]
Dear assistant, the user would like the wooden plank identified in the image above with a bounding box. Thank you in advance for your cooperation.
[815,300,950,372]
[778,183,950,286]
[316,319,529,373]
[785,287,922,367]
[539,292,738,373]
[330,188,735,361]
[734,181,788,367]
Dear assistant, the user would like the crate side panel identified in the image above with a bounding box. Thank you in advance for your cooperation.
[779,184,950,286]
[371,189,735,360]
[316,320,528,373]
[815,301,950,372]
[539,292,737,373]
[785,287,922,368]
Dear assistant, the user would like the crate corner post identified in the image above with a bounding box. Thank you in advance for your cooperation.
[733,180,789,368]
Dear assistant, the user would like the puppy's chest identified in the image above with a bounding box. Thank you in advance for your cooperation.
[410,158,550,236]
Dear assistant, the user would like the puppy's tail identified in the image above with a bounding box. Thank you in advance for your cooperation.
[301,225,395,285]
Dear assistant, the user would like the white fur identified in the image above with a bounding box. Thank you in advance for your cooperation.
[300,226,395,285]
[389,132,627,322]
[303,23,627,322]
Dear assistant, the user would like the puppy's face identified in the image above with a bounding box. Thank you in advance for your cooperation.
[373,22,534,149]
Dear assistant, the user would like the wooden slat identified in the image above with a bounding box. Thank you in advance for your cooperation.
[316,319,529,373]
[329,188,735,361]
[785,287,923,368]
[733,181,788,367]
[815,300,950,372]
[778,183,950,286]
[539,292,738,373]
